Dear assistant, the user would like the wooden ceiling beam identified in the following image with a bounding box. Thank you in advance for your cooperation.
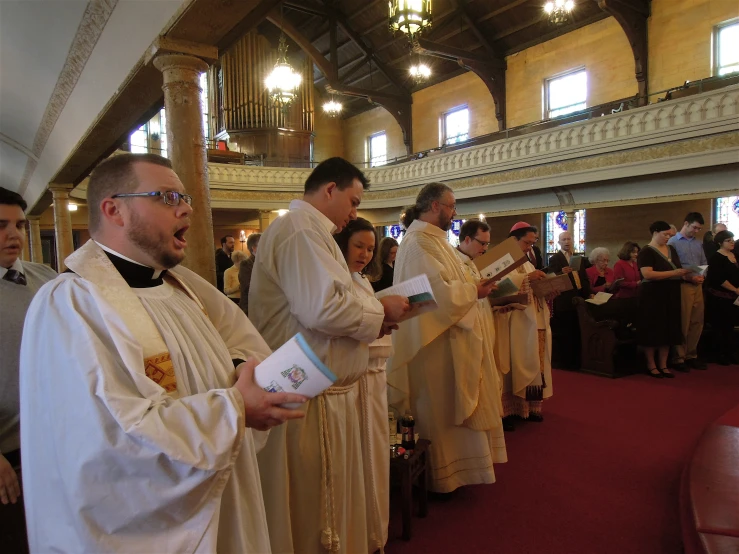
[283,1,328,18]
[414,37,507,130]
[334,9,408,92]
[454,0,501,59]
[597,0,649,104]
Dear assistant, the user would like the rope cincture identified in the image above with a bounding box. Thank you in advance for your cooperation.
[318,384,354,552]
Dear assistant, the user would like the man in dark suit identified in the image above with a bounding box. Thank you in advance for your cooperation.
[215,235,235,293]
[545,231,592,369]
[239,233,260,316]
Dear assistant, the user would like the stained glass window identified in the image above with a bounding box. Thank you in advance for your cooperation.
[447,219,465,247]
[715,196,739,234]
[385,224,405,244]
[545,210,586,261]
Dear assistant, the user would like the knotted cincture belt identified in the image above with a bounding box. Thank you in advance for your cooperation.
[359,372,384,553]
[318,383,356,552]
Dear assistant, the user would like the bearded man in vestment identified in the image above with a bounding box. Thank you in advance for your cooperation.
[493,222,556,429]
[387,184,507,494]
[20,154,307,553]
[249,158,409,554]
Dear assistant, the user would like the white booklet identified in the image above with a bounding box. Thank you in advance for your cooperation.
[254,333,337,409]
[586,292,613,305]
[375,274,439,322]
[684,264,708,276]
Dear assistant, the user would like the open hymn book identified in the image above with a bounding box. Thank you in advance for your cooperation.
[254,333,337,408]
[375,274,439,322]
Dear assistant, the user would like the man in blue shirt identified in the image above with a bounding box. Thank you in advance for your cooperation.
[667,212,707,371]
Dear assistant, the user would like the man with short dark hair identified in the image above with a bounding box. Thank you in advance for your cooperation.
[215,234,235,293]
[19,153,306,553]
[0,187,56,554]
[238,232,261,316]
[249,157,408,553]
[668,212,708,370]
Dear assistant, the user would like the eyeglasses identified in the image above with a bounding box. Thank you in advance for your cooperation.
[437,201,457,212]
[111,191,193,206]
[473,238,490,247]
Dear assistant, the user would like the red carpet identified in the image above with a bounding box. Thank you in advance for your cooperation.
[385,364,739,554]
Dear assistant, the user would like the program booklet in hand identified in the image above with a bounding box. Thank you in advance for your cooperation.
[474,237,527,281]
[254,333,337,409]
[586,292,613,305]
[530,273,573,298]
[375,274,439,322]
[488,277,529,306]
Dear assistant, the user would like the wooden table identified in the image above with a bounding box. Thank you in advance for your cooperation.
[390,439,430,540]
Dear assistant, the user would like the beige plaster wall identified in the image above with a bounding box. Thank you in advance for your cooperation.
[649,0,739,93]
[342,106,406,167]
[505,17,637,128]
[584,199,713,266]
[412,71,499,152]
[313,102,345,162]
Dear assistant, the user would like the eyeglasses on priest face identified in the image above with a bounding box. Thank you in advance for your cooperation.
[111,190,193,206]
[473,238,490,247]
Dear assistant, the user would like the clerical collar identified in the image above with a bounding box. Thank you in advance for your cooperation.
[95,241,167,288]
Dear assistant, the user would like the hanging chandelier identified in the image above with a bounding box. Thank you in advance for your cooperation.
[544,0,575,25]
[389,0,432,42]
[409,61,431,84]
[265,34,302,110]
[322,96,343,118]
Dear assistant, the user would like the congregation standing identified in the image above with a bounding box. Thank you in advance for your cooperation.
[1,153,737,554]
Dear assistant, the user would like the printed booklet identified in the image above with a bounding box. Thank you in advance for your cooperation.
[254,333,337,408]
[375,274,439,322]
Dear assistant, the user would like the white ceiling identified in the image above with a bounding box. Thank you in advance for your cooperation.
[0,0,185,209]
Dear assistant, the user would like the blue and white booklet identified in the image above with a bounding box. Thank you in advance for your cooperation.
[254,333,337,408]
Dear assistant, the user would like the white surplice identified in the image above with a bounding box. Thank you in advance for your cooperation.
[352,272,392,552]
[387,220,506,494]
[497,261,554,417]
[20,241,273,554]
[248,200,385,554]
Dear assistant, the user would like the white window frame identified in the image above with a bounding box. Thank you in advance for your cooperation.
[713,19,739,77]
[441,105,469,146]
[368,131,387,168]
[544,67,587,119]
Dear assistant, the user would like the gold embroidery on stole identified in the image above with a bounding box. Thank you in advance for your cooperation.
[144,353,177,392]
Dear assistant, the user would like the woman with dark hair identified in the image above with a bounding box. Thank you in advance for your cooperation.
[372,237,398,292]
[334,218,391,551]
[705,230,739,365]
[637,221,692,378]
[613,241,641,299]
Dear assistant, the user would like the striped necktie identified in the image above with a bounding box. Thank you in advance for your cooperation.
[3,269,27,286]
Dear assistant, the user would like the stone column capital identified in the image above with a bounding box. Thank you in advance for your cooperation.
[49,183,74,195]
[153,53,209,76]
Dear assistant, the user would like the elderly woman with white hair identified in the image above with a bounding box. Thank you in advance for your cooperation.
[586,247,616,293]
[223,250,248,303]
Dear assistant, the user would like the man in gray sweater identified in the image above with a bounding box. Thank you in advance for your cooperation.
[0,187,56,553]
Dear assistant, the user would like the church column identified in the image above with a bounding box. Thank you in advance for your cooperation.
[27,216,43,264]
[259,211,272,232]
[152,42,218,285]
[49,184,74,272]
[26,215,44,264]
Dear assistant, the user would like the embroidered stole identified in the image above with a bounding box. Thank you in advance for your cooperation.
[65,240,206,396]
